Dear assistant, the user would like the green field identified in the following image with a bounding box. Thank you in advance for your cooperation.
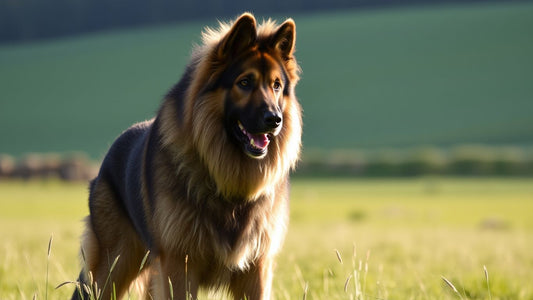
[1,178,532,299]
[1,2,533,159]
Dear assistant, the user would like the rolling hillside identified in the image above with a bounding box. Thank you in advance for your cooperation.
[1,2,532,159]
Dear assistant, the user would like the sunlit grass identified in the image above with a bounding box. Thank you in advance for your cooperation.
[1,178,532,299]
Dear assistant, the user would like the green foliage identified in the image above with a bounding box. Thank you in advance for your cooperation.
[298,145,533,177]
[0,0,389,43]
[1,179,533,299]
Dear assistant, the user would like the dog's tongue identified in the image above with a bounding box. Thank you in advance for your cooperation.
[248,133,270,149]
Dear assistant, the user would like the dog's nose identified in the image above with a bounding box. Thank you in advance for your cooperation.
[264,110,282,130]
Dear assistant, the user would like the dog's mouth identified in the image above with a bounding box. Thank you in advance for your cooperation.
[234,121,272,159]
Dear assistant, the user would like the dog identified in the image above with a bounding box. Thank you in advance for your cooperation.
[71,13,302,300]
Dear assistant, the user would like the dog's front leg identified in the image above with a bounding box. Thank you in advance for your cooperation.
[229,258,273,300]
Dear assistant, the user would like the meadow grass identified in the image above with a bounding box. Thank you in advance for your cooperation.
[0,178,532,299]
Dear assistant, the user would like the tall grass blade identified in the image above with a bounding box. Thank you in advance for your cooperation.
[302,282,308,300]
[441,276,464,300]
[77,282,85,300]
[294,264,306,290]
[484,265,492,300]
[46,235,53,300]
[138,250,151,274]
[363,250,370,299]
[168,277,174,300]
[323,269,330,294]
[81,247,87,265]
[94,281,100,300]
[352,243,357,269]
[335,249,343,264]
[101,255,120,299]
[344,274,352,293]
[56,281,76,289]
[47,235,53,258]
[56,281,87,300]
[184,255,188,300]
[353,269,361,300]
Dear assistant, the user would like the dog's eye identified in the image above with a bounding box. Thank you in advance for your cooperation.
[273,80,282,92]
[237,78,251,90]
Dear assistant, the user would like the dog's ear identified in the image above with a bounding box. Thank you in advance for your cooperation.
[271,19,296,59]
[218,13,257,58]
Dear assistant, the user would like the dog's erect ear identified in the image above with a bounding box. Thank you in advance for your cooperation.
[218,13,257,58]
[271,19,296,59]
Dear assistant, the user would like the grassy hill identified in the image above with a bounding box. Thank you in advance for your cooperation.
[1,2,532,159]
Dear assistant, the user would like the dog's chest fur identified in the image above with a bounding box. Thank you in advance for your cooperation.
[153,179,288,271]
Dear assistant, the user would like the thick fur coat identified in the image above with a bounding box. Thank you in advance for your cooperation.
[72,13,302,300]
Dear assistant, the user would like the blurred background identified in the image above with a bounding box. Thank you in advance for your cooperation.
[1,0,533,179]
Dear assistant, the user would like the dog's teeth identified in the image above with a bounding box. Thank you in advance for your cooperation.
[250,138,255,147]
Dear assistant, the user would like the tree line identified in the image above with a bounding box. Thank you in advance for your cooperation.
[0,0,514,43]
[2,145,533,181]
[299,145,533,177]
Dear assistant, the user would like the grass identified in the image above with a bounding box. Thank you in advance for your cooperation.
[1,2,533,158]
[1,178,532,299]
[279,178,533,299]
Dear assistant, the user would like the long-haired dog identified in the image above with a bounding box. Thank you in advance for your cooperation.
[72,13,302,300]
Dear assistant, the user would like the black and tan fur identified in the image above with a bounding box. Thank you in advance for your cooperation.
[72,13,302,300]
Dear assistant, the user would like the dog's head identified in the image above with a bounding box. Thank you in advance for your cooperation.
[167,13,302,199]
[209,13,300,160]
